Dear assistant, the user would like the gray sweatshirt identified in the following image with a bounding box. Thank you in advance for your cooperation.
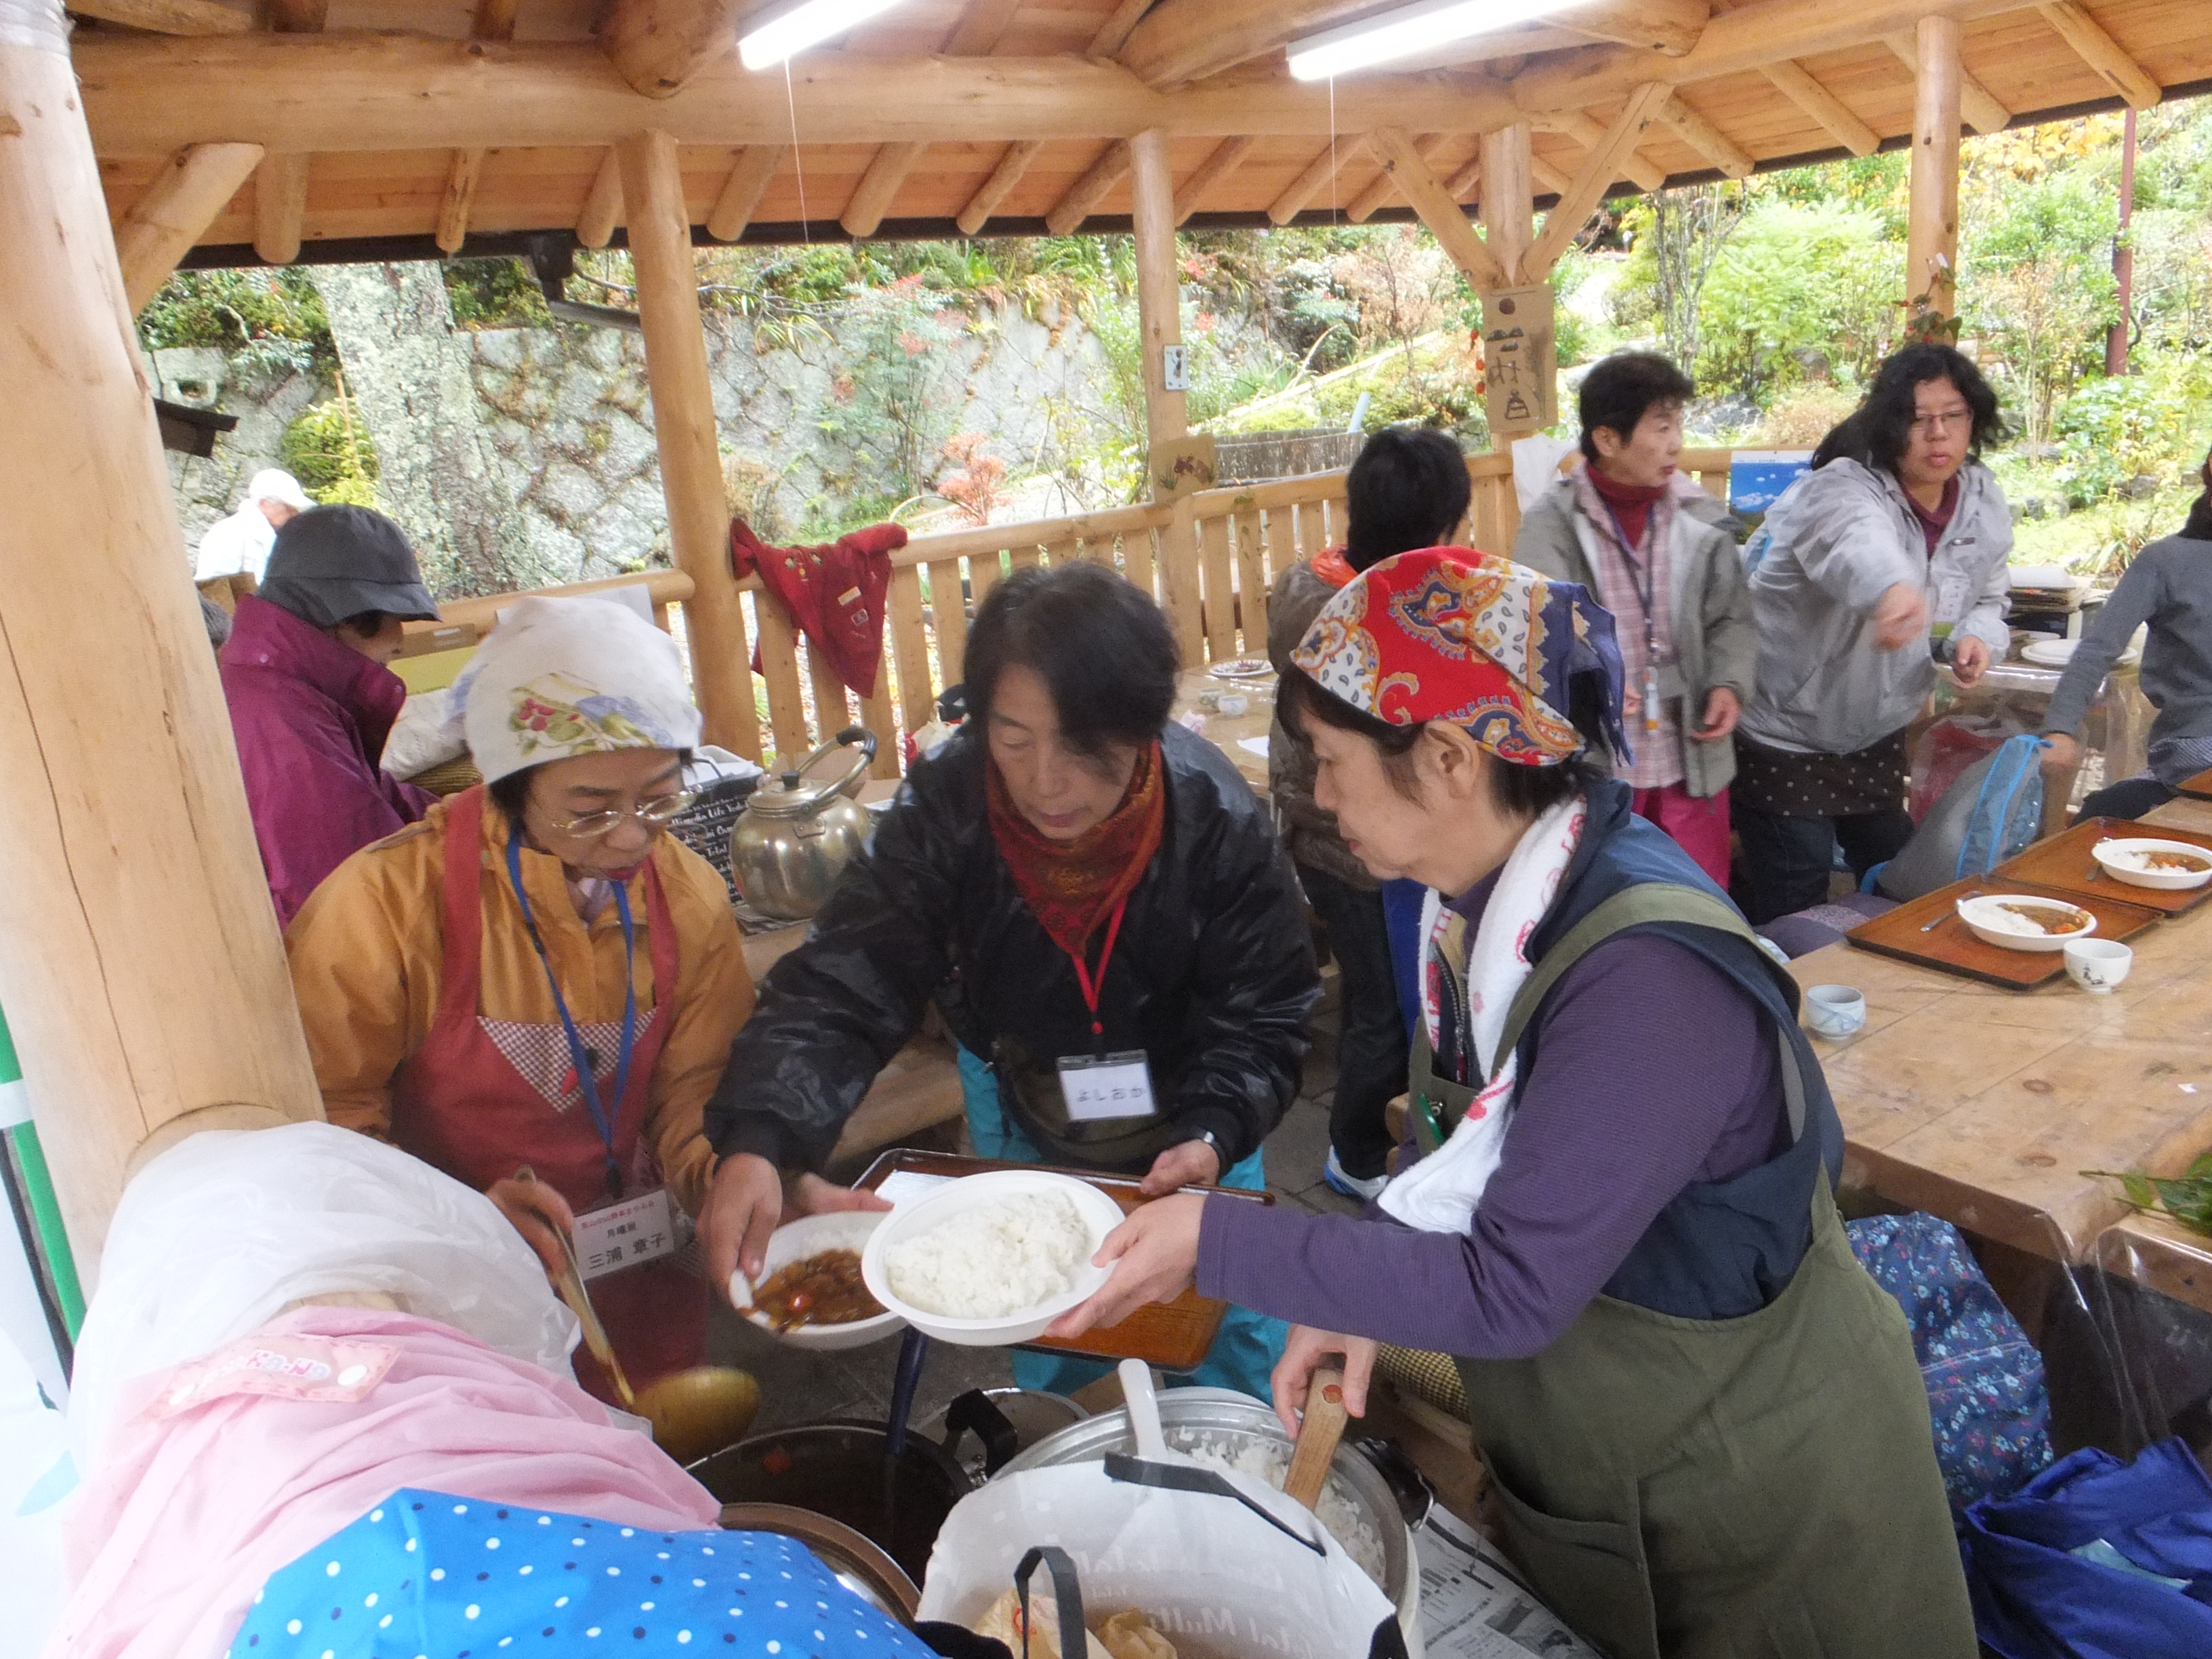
[1740,457,2013,756]
[2044,533,2212,766]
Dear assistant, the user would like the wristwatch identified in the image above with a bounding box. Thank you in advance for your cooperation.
[1182,1128,1223,1170]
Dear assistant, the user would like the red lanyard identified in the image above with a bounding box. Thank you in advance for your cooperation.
[1068,897,1130,1038]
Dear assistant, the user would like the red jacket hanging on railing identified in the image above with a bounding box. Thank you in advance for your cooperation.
[729,518,907,699]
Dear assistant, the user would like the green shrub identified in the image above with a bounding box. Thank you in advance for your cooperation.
[281,398,380,506]
[1696,203,1899,401]
[2053,359,2211,508]
[139,269,332,364]
[444,258,552,329]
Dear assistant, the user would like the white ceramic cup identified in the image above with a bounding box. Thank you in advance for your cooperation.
[2063,937,2133,995]
[1804,983,1866,1039]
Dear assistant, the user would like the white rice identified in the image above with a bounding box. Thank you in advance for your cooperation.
[1180,1436,1389,1590]
[884,1190,1092,1319]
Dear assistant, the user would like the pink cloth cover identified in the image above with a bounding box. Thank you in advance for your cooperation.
[48,1305,720,1659]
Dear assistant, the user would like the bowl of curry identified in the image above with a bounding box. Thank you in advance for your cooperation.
[732,1210,904,1350]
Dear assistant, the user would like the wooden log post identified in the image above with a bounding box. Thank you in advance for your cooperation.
[617,128,761,758]
[1479,123,1535,285]
[0,0,324,1272]
[1128,127,1189,486]
[1906,15,1963,320]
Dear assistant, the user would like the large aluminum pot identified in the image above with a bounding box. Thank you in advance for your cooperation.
[995,1389,1423,1652]
[728,726,876,919]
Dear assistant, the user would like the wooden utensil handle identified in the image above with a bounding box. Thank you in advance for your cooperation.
[1284,1366,1349,1511]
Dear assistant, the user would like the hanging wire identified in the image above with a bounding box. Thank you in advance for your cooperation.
[783,59,812,243]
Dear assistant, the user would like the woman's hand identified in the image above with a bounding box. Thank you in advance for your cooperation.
[1271,1326,1379,1438]
[701,1157,893,1294]
[1042,1192,1206,1340]
[1693,687,1742,742]
[2041,732,2083,776]
[1139,1137,1222,1197]
[486,1176,575,1281]
[1872,582,1930,650]
[1951,634,1992,687]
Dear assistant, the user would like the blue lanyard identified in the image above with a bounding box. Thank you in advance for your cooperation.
[505,827,637,1197]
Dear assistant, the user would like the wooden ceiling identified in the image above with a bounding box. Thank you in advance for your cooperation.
[76,0,2212,268]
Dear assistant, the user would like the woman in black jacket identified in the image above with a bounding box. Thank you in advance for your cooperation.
[703,563,1320,1397]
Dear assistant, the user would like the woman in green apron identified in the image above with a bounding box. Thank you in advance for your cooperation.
[1052,549,1975,1657]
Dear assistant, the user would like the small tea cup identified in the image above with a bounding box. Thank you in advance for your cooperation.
[1804,984,1867,1039]
[2064,937,2133,995]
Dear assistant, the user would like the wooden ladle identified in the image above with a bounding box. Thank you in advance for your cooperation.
[1283,1366,1351,1513]
[515,1166,642,1411]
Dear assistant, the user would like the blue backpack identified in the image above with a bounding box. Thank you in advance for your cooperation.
[1872,733,2049,901]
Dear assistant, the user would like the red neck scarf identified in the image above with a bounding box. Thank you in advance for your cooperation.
[1586,466,1668,550]
[986,741,1166,959]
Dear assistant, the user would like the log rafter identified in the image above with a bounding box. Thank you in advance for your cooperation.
[1526,80,1668,278]
[1656,90,1754,178]
[1173,135,1254,226]
[66,0,251,34]
[1044,139,1133,235]
[1554,0,1710,58]
[2035,1,2160,110]
[1760,59,1880,156]
[1267,134,1370,226]
[1536,109,1666,191]
[848,0,1025,239]
[576,146,625,247]
[1370,126,1506,290]
[957,140,1043,236]
[116,141,264,310]
[252,150,308,264]
[1881,32,2011,134]
[1347,133,1441,224]
[706,144,783,242]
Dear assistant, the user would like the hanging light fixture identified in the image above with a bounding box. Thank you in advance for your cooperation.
[739,0,916,72]
[1288,0,1583,81]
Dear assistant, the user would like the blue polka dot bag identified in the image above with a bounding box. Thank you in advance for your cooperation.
[228,1488,938,1658]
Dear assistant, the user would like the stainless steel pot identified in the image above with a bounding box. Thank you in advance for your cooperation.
[728,726,877,920]
[996,1389,1422,1647]
[917,1387,1088,1483]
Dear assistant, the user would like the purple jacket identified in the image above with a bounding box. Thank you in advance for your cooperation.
[220,595,436,926]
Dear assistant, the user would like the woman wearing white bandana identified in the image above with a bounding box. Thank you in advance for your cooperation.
[1052,551,1973,1658]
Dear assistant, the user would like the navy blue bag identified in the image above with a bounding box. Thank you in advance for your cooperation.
[1962,1438,2212,1659]
[1848,1212,2053,1515]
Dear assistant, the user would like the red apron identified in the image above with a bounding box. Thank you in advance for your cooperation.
[390,786,708,1399]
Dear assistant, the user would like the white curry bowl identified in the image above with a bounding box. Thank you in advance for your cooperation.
[1956,893,2097,954]
[859,1170,1124,1347]
[731,1210,905,1351]
[2091,837,2212,893]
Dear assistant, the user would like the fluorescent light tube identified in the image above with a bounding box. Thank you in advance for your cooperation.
[1289,0,1581,80]
[739,0,913,71]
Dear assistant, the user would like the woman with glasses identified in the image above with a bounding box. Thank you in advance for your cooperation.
[1732,342,2014,923]
[285,596,775,1400]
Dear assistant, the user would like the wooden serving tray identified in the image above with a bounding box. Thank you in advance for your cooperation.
[1994,817,2212,917]
[2178,768,2212,802]
[1845,874,2163,989]
[853,1147,1271,1373]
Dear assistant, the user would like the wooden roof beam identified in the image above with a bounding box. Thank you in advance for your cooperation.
[1173,135,1254,225]
[957,140,1042,235]
[1045,139,1133,235]
[1443,155,1482,203]
[842,141,925,239]
[1088,0,1156,60]
[1122,0,1374,89]
[1657,90,1753,177]
[577,147,625,247]
[1760,60,1879,156]
[1267,135,1369,226]
[1527,80,1667,278]
[1555,0,1709,58]
[68,0,249,33]
[252,151,308,264]
[264,0,325,29]
[706,144,782,241]
[1370,126,1505,290]
[2036,1,2161,110]
[943,0,1021,56]
[1881,33,2010,134]
[599,0,743,99]
[1347,133,1441,224]
[435,148,487,255]
[117,142,264,311]
[1537,109,1666,190]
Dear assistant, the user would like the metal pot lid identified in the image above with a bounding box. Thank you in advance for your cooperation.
[715,1502,920,1622]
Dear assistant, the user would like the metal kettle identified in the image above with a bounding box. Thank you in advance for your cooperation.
[729,726,878,920]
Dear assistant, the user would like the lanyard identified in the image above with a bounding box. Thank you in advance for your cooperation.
[1067,897,1130,1040]
[1599,501,1664,739]
[506,827,636,1197]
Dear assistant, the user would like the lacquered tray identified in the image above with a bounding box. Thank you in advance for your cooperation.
[1845,874,2163,989]
[1993,817,2212,918]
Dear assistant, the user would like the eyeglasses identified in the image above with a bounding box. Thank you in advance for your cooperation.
[544,791,697,838]
[1910,410,1973,433]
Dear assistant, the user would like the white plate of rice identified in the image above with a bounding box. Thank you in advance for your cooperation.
[859,1170,1125,1346]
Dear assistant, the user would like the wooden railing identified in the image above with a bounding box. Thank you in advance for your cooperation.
[406,448,1740,779]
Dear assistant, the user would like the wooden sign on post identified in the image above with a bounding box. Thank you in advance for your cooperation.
[1478,285,1559,438]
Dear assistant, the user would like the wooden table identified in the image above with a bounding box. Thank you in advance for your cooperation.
[1792,798,2212,1265]
[1170,665,1275,795]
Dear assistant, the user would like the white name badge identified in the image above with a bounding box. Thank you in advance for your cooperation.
[1058,1050,1159,1123]
[575,1186,678,1280]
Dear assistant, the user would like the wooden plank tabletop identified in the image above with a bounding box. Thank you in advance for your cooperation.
[1170,664,1275,795]
[1795,817,2212,1263]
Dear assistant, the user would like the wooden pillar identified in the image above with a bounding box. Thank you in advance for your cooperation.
[1906,15,1963,319]
[616,127,761,760]
[0,0,323,1274]
[1479,124,1534,285]
[1128,128,1188,470]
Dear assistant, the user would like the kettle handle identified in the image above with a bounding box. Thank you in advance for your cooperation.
[779,726,878,805]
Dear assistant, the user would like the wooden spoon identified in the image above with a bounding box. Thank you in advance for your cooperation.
[517,1165,639,1411]
[1283,1366,1349,1513]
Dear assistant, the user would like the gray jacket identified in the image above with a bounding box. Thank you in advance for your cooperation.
[1511,478,1757,798]
[1267,558,1374,889]
[2045,532,2212,754]
[1740,457,2012,756]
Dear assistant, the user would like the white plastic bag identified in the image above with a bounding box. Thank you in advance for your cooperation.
[919,1453,1408,1658]
[382,686,467,779]
[68,1122,575,1469]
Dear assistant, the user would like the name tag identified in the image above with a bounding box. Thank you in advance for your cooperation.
[1058,1050,1158,1123]
[577,1186,678,1280]
[1935,573,1971,622]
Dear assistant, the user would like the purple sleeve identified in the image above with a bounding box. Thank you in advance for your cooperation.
[1197,933,1785,1359]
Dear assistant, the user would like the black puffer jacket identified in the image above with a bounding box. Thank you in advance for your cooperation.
[706,722,1319,1176]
